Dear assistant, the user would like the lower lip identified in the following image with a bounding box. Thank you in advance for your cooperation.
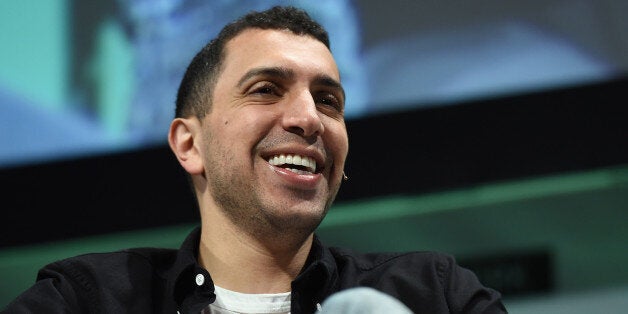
[268,164,322,189]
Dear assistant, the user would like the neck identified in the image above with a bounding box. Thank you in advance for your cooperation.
[198,208,313,294]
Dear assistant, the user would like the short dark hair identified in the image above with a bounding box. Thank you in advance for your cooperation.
[174,6,330,119]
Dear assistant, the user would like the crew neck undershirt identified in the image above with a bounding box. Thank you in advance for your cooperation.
[203,285,291,314]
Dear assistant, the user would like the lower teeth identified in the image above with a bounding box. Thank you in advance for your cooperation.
[287,168,310,175]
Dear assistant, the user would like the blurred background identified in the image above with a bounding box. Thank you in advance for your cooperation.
[1,0,627,312]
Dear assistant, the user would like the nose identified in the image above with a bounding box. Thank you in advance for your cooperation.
[281,92,324,137]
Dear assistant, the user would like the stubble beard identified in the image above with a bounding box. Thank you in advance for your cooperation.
[205,142,340,245]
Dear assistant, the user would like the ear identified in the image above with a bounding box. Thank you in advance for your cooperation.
[168,117,204,175]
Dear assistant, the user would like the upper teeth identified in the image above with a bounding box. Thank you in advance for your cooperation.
[268,154,317,173]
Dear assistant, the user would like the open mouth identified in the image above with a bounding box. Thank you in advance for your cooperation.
[267,154,320,175]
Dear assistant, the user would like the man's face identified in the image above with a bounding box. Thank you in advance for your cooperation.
[199,28,348,236]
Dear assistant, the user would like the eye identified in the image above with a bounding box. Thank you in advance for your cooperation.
[315,92,343,113]
[249,82,280,96]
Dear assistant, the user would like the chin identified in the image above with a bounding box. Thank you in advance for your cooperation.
[262,203,327,235]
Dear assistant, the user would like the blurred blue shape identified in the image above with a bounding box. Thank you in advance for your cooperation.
[0,87,122,168]
[364,20,618,113]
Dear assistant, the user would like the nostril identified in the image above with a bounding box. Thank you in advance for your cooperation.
[283,119,322,138]
[281,103,324,137]
[287,126,306,136]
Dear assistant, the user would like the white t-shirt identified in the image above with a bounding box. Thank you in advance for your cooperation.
[202,285,291,314]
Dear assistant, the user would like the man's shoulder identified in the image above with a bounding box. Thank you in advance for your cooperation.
[4,247,182,312]
[324,247,507,312]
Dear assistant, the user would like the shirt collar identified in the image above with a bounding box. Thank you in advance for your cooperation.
[166,227,339,314]
[167,226,215,314]
[291,235,340,313]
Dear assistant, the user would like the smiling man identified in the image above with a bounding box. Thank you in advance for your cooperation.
[169,15,350,299]
[3,6,506,314]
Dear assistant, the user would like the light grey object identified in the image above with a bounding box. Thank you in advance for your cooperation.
[317,287,413,314]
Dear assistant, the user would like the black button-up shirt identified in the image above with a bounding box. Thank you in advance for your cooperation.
[3,227,506,313]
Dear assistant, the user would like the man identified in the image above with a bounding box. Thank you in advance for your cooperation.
[3,6,506,313]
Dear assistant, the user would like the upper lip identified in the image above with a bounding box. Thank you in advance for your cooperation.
[261,146,327,173]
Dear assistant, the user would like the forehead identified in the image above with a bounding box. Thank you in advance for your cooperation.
[220,28,340,81]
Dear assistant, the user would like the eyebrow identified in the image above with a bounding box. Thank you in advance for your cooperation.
[237,67,294,87]
[237,66,346,101]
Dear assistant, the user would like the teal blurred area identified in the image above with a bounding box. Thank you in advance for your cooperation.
[0,0,365,168]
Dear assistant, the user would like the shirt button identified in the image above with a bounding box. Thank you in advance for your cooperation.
[195,273,205,286]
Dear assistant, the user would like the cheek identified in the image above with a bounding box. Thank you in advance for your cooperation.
[217,110,279,153]
[240,110,279,139]
[324,121,349,162]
